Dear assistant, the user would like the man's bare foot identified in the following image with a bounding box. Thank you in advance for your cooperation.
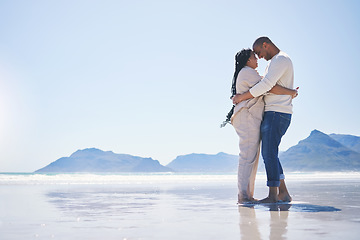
[278,180,291,202]
[258,196,279,204]
[259,187,279,203]
[278,193,292,202]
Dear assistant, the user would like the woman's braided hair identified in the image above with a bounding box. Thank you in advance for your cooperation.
[221,48,252,127]
[231,48,252,96]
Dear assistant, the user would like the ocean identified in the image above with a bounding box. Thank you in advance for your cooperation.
[1,172,360,239]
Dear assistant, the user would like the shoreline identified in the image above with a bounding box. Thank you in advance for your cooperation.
[1,173,360,239]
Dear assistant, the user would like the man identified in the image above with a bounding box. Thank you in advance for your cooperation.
[232,36,294,203]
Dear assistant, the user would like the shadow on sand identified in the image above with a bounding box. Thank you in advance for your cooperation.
[239,202,341,212]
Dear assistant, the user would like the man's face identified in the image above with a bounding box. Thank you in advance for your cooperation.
[253,43,271,61]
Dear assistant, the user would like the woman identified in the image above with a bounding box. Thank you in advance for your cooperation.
[230,49,297,203]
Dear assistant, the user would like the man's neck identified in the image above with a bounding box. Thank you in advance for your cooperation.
[270,47,280,59]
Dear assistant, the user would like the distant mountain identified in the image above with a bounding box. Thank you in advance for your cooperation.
[34,130,360,173]
[166,130,360,173]
[166,152,238,172]
[280,130,360,171]
[35,148,172,173]
[329,133,360,153]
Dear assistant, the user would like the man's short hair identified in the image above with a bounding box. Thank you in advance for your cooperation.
[253,36,273,48]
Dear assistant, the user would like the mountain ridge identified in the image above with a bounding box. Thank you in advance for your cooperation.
[279,130,360,171]
[166,152,237,172]
[34,130,360,173]
[35,148,172,173]
[329,133,360,153]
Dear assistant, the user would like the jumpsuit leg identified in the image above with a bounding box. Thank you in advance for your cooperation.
[232,107,263,201]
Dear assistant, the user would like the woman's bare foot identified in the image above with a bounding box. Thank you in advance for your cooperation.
[238,196,258,204]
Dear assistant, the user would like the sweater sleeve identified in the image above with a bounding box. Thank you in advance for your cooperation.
[249,56,289,97]
[235,67,261,94]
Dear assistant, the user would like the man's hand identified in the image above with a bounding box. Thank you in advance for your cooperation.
[232,94,244,105]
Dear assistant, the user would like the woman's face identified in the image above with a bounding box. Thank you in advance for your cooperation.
[246,52,258,69]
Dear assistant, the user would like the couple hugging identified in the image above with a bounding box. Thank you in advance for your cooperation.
[227,36,298,204]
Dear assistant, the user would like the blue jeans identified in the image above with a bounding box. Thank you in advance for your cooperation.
[260,111,291,187]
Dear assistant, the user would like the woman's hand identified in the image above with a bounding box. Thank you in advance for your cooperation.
[292,87,299,99]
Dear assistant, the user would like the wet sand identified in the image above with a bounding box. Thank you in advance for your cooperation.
[0,173,359,239]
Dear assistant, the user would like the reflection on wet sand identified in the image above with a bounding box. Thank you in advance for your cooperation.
[46,188,161,219]
[238,206,262,240]
[238,202,341,239]
[269,205,290,240]
[238,204,290,240]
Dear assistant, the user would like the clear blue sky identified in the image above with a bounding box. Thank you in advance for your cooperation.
[0,0,359,172]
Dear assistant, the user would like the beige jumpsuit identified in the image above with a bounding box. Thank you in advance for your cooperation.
[231,66,264,201]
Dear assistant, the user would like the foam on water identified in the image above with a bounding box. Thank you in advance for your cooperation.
[0,172,237,185]
[0,172,359,185]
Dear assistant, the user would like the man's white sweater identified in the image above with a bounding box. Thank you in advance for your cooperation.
[249,51,294,114]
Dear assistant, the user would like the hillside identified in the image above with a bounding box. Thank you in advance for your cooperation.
[167,130,360,172]
[280,130,360,171]
[34,130,360,173]
[329,133,360,153]
[166,152,238,172]
[35,148,172,173]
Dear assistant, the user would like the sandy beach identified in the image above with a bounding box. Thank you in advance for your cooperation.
[0,172,359,240]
